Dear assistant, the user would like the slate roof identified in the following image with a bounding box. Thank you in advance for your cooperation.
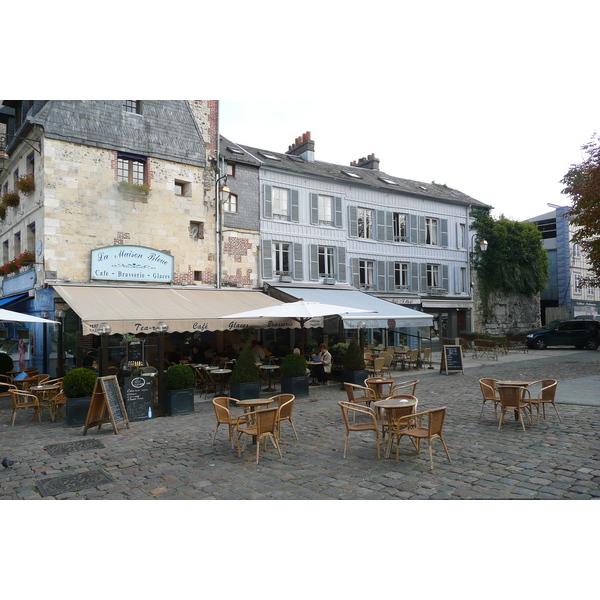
[223,138,487,208]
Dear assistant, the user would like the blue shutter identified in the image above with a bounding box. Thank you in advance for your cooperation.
[310,193,319,225]
[409,214,418,244]
[440,219,448,247]
[418,216,426,245]
[349,206,358,238]
[290,189,299,222]
[386,212,394,242]
[411,263,419,292]
[337,247,346,282]
[309,244,319,280]
[262,239,273,279]
[388,262,395,291]
[420,263,428,291]
[442,264,449,291]
[351,258,360,288]
[263,185,272,219]
[377,261,386,291]
[293,243,304,280]
[334,196,343,228]
[376,210,387,242]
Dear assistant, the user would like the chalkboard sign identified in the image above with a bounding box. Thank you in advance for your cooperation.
[123,375,153,421]
[440,345,464,375]
[83,376,131,435]
[126,340,144,368]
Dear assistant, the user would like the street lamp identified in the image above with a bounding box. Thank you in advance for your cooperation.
[97,322,111,377]
[155,321,168,412]
[214,166,230,290]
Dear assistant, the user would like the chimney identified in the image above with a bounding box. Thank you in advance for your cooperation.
[351,153,380,170]
[286,131,315,162]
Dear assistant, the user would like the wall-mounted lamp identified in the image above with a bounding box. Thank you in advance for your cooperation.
[97,322,112,335]
[155,321,169,334]
[0,150,9,172]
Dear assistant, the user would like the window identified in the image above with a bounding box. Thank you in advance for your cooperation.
[318,195,333,225]
[175,179,190,196]
[190,221,204,240]
[3,240,8,264]
[27,223,35,254]
[357,208,373,239]
[394,263,409,288]
[425,218,438,245]
[123,101,141,114]
[193,271,203,282]
[359,260,374,287]
[426,264,439,288]
[574,274,582,294]
[226,163,235,177]
[14,232,21,257]
[117,153,146,185]
[460,267,467,293]
[272,187,289,220]
[273,242,290,274]
[393,213,408,242]
[458,223,466,248]
[318,246,335,277]
[587,283,595,296]
[13,169,19,188]
[573,243,581,258]
[222,192,237,213]
[27,153,35,176]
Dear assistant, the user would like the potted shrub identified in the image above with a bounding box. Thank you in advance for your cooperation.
[229,346,260,400]
[341,338,368,387]
[164,363,195,415]
[279,352,309,397]
[63,367,98,427]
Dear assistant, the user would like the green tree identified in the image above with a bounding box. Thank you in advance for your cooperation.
[470,207,548,318]
[561,133,600,286]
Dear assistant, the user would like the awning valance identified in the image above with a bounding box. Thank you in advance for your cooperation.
[272,287,433,329]
[54,285,303,335]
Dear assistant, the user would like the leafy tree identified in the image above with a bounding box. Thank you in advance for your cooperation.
[561,133,600,286]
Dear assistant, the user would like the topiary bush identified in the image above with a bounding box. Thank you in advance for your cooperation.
[165,364,195,390]
[343,338,365,370]
[279,353,308,378]
[0,352,14,375]
[329,342,349,357]
[63,367,98,398]
[230,346,259,383]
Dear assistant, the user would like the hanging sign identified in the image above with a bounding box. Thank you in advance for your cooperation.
[90,245,174,282]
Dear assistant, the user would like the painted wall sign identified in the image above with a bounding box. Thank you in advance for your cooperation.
[90,246,174,282]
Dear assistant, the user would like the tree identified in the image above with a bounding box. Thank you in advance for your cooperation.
[561,133,600,286]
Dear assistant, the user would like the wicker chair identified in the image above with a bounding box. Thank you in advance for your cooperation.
[211,397,240,447]
[338,401,381,459]
[478,378,500,420]
[379,353,393,378]
[394,406,451,469]
[49,390,66,421]
[406,349,419,370]
[269,394,298,440]
[10,390,41,425]
[344,383,377,410]
[380,395,419,450]
[235,407,282,464]
[390,379,419,397]
[528,379,561,423]
[367,357,385,378]
[497,385,532,431]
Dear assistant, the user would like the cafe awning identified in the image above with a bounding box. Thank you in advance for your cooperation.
[271,287,433,329]
[53,285,303,335]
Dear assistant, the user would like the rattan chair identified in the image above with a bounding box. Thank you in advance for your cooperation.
[49,390,66,421]
[235,407,282,464]
[380,395,419,449]
[478,378,500,420]
[394,406,451,469]
[32,374,50,386]
[344,383,377,411]
[390,379,419,397]
[379,353,393,378]
[528,379,561,423]
[338,401,381,458]
[497,385,532,431]
[212,397,240,447]
[10,390,41,425]
[406,349,419,370]
[367,357,385,378]
[269,394,298,440]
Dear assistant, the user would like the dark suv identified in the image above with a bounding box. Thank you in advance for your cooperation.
[526,319,600,350]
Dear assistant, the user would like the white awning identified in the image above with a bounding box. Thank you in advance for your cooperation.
[272,287,433,329]
[54,285,303,335]
[422,300,474,309]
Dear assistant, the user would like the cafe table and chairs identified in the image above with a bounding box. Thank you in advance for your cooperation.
[364,377,395,400]
[306,360,323,385]
[495,382,533,431]
[235,406,282,464]
[29,382,62,421]
[235,398,278,445]
[374,395,418,458]
[210,368,232,396]
[259,364,279,392]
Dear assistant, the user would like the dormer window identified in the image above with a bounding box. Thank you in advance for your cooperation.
[123,101,142,114]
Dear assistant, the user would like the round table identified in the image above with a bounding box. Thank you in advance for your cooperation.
[259,365,279,391]
[366,377,395,399]
[374,397,418,458]
[210,369,232,395]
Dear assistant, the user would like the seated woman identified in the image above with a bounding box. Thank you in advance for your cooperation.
[313,343,332,385]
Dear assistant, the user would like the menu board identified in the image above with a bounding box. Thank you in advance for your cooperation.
[83,376,131,435]
[122,375,153,421]
[440,345,464,375]
[126,340,144,368]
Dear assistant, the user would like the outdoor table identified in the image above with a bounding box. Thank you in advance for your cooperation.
[29,384,61,421]
[495,380,532,421]
[307,361,322,385]
[374,397,418,458]
[259,364,279,391]
[14,377,38,391]
[210,368,232,396]
[366,377,395,399]
[235,398,277,443]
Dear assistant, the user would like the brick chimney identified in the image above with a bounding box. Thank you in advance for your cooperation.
[350,153,380,170]
[286,131,315,162]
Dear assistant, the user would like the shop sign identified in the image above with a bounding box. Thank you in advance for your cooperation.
[90,246,174,282]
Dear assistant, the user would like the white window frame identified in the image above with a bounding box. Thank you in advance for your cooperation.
[574,273,582,294]
[393,213,408,242]
[273,242,291,274]
[425,217,438,245]
[318,246,335,277]
[222,191,237,213]
[394,262,409,288]
[272,187,289,220]
[359,260,374,287]
[318,195,333,225]
[426,264,439,288]
[357,208,374,239]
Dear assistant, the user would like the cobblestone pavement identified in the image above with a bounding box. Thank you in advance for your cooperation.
[1,348,599,500]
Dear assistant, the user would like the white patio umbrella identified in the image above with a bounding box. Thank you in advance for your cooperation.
[0,308,59,324]
[223,300,373,353]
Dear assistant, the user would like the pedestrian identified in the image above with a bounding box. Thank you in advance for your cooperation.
[314,343,332,385]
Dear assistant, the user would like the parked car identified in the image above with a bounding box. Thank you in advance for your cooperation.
[526,319,600,350]
[573,314,600,322]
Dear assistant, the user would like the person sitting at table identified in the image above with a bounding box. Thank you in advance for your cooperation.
[293,348,311,375]
[250,340,267,363]
[188,342,203,364]
[313,343,332,385]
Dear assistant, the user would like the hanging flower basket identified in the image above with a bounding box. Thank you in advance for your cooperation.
[118,181,151,196]
[0,250,35,277]
[15,174,35,194]
[1,191,20,207]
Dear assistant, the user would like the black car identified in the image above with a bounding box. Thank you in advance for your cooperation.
[526,319,600,350]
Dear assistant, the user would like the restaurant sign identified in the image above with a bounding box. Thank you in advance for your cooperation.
[90,246,174,282]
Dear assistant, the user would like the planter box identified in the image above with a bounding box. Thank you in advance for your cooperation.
[341,369,368,388]
[65,397,92,427]
[281,375,309,398]
[164,388,195,416]
[229,381,260,401]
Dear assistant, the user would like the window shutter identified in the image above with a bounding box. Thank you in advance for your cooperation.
[309,244,319,280]
[411,263,419,292]
[349,205,358,238]
[376,210,387,242]
[263,185,272,219]
[442,264,449,291]
[352,258,360,288]
[262,239,273,279]
[456,223,462,249]
[377,261,386,291]
[440,219,448,247]
[334,196,343,228]
[386,212,394,242]
[388,261,395,291]
[290,189,299,222]
[420,263,428,291]
[454,266,461,294]
[409,214,418,244]
[337,247,346,282]
[310,193,319,225]
[418,216,426,245]
[293,243,303,280]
